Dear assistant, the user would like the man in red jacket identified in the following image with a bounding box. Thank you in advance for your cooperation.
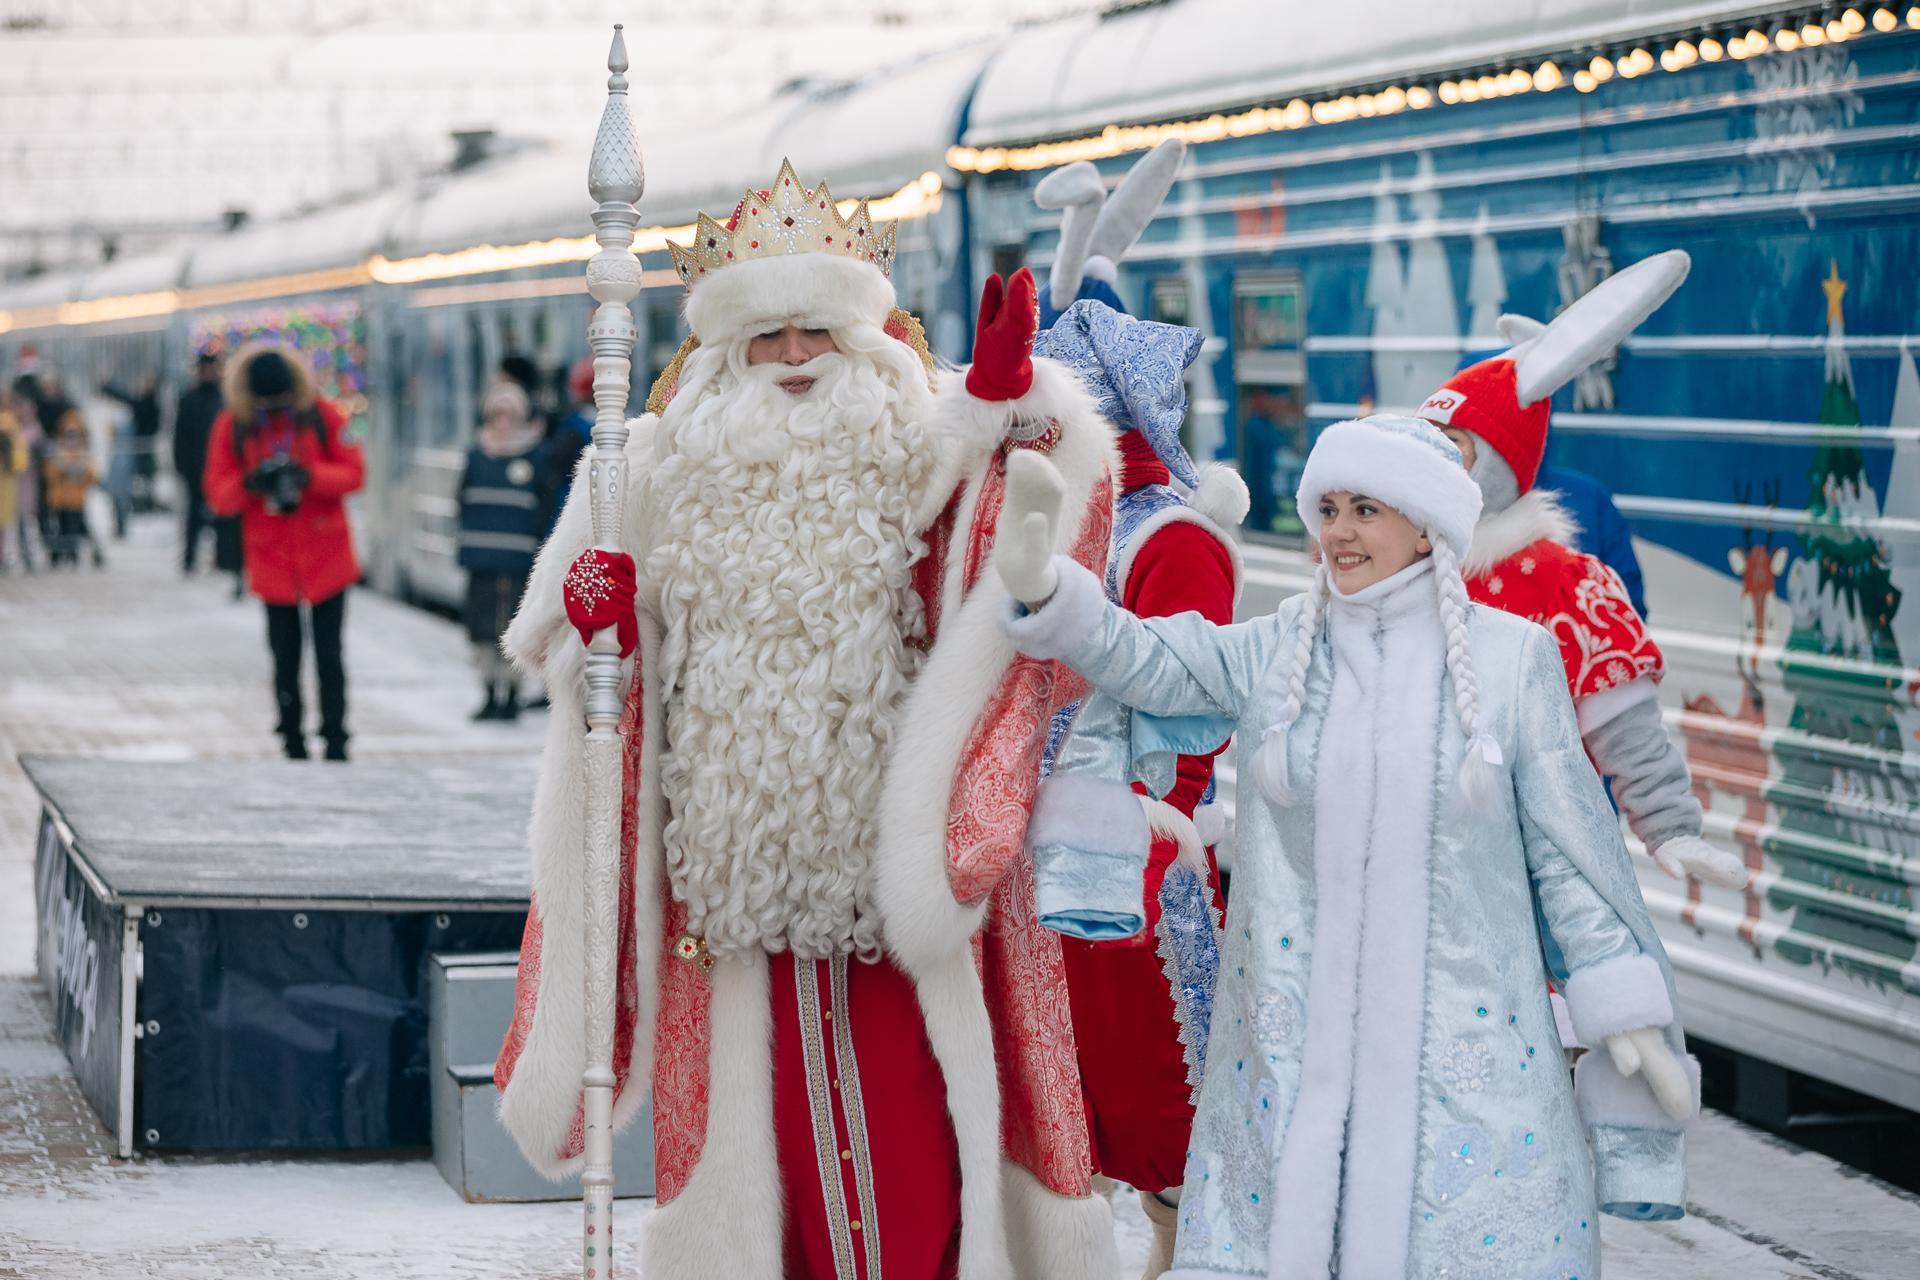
[203,343,365,761]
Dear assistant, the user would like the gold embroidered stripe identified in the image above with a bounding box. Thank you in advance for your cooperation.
[830,957,881,1276]
[796,959,859,1280]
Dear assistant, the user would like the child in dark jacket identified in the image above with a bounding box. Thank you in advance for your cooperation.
[459,381,547,721]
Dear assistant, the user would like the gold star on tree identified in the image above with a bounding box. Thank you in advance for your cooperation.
[1822,259,1847,323]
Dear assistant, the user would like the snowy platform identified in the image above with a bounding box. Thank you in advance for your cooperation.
[4,518,1919,1277]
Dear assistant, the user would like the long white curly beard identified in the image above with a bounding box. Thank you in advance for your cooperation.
[644,332,936,961]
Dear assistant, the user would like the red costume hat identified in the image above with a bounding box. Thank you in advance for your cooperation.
[1418,250,1692,497]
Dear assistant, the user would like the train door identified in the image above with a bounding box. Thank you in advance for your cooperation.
[1229,271,1309,543]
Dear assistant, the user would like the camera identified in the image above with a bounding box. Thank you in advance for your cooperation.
[250,454,309,515]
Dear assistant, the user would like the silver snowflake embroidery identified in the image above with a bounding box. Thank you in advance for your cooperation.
[1438,1038,1493,1095]
[1520,556,1536,574]
[1252,988,1297,1045]
[1487,576,1504,595]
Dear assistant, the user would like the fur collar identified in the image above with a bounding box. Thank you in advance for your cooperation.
[1463,488,1578,577]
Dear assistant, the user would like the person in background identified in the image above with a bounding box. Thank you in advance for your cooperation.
[457,381,545,722]
[497,354,550,435]
[102,372,163,513]
[5,378,43,572]
[1452,338,1649,617]
[89,386,135,539]
[539,354,595,535]
[173,350,224,577]
[0,388,27,572]
[203,343,365,762]
[41,407,104,568]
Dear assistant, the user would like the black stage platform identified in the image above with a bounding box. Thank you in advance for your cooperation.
[26,755,536,1156]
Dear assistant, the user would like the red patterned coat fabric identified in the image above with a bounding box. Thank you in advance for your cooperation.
[1465,537,1665,704]
[491,357,1123,1280]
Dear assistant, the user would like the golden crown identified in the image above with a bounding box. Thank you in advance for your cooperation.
[667,159,899,287]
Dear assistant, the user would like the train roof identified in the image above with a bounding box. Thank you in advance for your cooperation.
[964,0,1807,146]
[0,40,989,321]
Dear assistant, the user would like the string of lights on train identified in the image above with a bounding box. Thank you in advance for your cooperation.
[946,5,1920,174]
[6,6,1917,335]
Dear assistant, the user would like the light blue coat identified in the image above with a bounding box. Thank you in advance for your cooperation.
[1013,562,1692,1280]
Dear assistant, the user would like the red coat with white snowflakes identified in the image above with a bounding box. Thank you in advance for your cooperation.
[1463,491,1664,710]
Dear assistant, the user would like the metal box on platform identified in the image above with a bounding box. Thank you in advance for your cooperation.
[427,951,654,1201]
[27,755,535,1156]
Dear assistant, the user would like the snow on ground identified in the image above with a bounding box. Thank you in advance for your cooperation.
[2,516,1917,1277]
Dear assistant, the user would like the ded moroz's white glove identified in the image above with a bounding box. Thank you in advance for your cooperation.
[1650,834,1749,890]
[1603,1026,1694,1124]
[995,449,1068,606]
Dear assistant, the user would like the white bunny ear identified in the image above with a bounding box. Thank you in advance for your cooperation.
[1086,137,1186,269]
[1035,161,1107,311]
[1511,249,1690,405]
[1495,313,1547,347]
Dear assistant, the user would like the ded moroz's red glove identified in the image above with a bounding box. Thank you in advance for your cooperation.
[966,266,1039,402]
[563,549,638,658]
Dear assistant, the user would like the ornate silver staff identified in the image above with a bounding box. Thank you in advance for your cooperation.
[580,24,644,1279]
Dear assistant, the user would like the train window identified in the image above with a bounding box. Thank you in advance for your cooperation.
[1231,272,1308,543]
[991,243,1026,283]
[1148,277,1190,327]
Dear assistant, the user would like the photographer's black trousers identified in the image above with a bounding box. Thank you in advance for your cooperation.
[265,589,347,757]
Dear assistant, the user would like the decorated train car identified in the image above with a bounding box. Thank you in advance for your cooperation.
[959,0,1920,1141]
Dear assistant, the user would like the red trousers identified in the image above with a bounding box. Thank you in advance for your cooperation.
[770,951,962,1280]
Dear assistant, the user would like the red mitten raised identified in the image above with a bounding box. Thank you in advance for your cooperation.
[563,549,638,658]
[966,266,1039,402]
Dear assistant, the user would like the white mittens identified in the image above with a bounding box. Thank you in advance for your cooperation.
[1603,1026,1694,1123]
[995,449,1067,606]
[1650,834,1749,890]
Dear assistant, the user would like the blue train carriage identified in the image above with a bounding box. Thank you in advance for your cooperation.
[0,41,985,609]
[958,0,1920,1118]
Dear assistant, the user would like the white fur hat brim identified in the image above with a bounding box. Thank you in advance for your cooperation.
[1296,414,1483,557]
[682,252,896,346]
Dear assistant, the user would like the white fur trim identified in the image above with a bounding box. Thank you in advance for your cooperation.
[1189,462,1249,528]
[1191,802,1228,848]
[1270,576,1443,1280]
[918,357,1105,533]
[1563,952,1674,1046]
[1111,503,1246,612]
[1462,488,1579,577]
[682,252,895,347]
[1003,1160,1121,1280]
[1576,673,1660,736]
[639,953,783,1274]
[1141,795,1207,875]
[1002,557,1108,661]
[1574,1045,1701,1131]
[873,391,1111,1277]
[878,389,1111,972]
[1297,416,1483,559]
[1029,773,1149,857]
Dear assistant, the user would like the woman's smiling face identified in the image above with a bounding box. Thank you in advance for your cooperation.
[1315,490,1432,591]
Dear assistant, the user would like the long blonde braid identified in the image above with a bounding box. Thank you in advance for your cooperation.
[1252,564,1329,805]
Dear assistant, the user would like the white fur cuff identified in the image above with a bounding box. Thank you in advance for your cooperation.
[1576,674,1659,736]
[1002,557,1108,661]
[683,253,895,346]
[1575,1045,1700,1131]
[1029,774,1149,857]
[1563,953,1673,1046]
[942,354,1106,457]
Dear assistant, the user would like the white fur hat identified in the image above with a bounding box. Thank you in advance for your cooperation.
[1295,414,1483,557]
[683,252,896,347]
